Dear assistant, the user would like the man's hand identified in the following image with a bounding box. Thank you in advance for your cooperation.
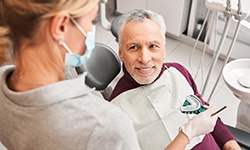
[223,140,241,150]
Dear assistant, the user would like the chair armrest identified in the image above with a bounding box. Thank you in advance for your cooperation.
[226,125,250,149]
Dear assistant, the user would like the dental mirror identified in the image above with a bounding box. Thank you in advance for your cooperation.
[238,75,250,88]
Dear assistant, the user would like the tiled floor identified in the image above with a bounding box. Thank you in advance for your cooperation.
[0,18,244,150]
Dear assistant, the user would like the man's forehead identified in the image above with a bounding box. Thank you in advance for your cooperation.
[125,40,161,45]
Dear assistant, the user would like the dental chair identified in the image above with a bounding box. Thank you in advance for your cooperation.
[226,125,250,149]
[75,42,121,100]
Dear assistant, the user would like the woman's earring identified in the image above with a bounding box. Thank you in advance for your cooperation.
[58,37,64,45]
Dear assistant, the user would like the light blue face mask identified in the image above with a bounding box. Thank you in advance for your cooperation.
[59,18,96,67]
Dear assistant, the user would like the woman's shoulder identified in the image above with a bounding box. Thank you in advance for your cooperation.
[0,65,14,83]
[0,64,14,73]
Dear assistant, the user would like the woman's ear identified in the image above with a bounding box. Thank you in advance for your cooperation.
[50,11,70,41]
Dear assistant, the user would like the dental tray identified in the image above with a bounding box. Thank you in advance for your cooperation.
[180,95,207,114]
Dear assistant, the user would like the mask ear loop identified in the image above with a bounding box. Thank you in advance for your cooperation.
[58,37,72,54]
[70,18,87,37]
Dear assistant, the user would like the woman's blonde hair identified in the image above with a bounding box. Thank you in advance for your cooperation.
[0,13,11,65]
[0,0,99,61]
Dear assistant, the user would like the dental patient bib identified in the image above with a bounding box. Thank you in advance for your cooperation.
[111,67,204,150]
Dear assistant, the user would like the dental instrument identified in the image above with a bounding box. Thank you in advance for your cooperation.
[188,9,217,91]
[207,0,244,101]
[202,0,233,99]
[211,105,227,116]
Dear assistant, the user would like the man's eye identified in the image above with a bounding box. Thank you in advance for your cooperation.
[150,44,157,49]
[129,46,138,50]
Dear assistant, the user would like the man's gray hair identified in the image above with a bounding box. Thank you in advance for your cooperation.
[118,9,167,45]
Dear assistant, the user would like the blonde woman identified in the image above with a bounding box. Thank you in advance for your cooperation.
[0,1,140,149]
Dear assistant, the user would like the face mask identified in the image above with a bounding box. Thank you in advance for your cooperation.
[59,18,96,67]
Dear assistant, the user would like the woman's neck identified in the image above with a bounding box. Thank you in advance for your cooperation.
[8,45,66,92]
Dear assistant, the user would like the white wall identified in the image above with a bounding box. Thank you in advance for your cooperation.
[116,0,191,36]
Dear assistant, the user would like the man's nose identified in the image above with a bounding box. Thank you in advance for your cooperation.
[138,47,151,64]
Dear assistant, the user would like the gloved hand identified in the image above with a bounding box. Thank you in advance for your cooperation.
[180,106,218,142]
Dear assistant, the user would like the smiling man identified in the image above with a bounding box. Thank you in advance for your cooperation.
[118,16,165,85]
[109,9,241,150]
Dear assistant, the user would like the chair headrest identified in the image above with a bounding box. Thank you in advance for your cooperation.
[76,42,121,91]
[111,15,121,42]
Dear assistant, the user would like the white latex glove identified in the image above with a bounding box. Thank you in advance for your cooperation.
[180,106,218,142]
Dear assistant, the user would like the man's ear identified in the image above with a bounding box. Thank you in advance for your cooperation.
[50,11,70,41]
[118,49,124,62]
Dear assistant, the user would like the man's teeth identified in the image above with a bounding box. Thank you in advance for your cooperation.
[139,68,151,71]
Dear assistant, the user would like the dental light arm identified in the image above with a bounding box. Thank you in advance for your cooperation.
[100,0,112,30]
[99,0,121,41]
